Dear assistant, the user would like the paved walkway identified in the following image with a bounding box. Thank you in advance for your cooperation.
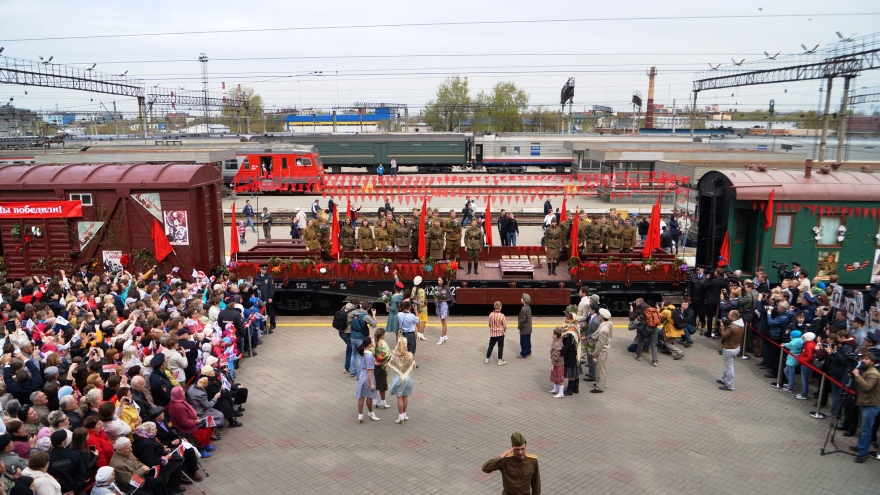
[195,316,880,494]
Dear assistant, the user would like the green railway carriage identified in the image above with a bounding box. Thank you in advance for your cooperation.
[695,165,880,285]
[247,133,469,173]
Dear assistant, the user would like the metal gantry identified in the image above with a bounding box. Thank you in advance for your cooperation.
[690,32,880,162]
[0,55,245,138]
[849,86,880,105]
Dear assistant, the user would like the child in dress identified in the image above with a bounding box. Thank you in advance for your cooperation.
[238,221,247,245]
[355,336,380,423]
[550,328,565,398]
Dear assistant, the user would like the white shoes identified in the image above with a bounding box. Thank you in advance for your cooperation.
[358,414,363,423]
[484,358,489,364]
[553,392,565,398]
[368,412,380,421]
[498,360,507,366]
[437,336,448,345]
[418,333,427,341]
[380,401,390,409]
[395,414,406,424]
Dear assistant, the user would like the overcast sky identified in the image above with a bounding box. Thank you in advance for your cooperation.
[1,0,878,118]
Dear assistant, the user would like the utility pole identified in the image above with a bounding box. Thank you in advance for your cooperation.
[112,100,119,139]
[199,53,209,133]
[818,78,834,162]
[671,99,677,135]
[836,76,853,163]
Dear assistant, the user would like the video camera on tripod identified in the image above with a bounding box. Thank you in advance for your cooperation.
[771,261,789,283]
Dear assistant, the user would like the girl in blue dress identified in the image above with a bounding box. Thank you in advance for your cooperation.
[355,336,380,423]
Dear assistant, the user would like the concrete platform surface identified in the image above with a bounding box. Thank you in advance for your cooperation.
[194,315,879,494]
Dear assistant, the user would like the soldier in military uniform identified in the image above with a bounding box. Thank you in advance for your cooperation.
[339,217,356,252]
[597,215,610,253]
[465,219,484,275]
[576,212,589,255]
[481,432,541,495]
[585,215,602,254]
[409,208,421,259]
[622,217,638,253]
[444,210,462,262]
[544,217,563,275]
[319,221,332,258]
[304,220,321,251]
[357,219,375,250]
[427,219,445,260]
[603,217,625,254]
[394,216,410,252]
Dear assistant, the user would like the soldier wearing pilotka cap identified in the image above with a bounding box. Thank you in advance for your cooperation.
[482,432,541,494]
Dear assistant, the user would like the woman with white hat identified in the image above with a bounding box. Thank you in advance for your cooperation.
[589,309,614,393]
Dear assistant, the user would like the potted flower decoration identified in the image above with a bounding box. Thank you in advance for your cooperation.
[673,258,688,272]
[837,225,846,243]
[10,223,22,238]
[567,256,581,269]
[446,261,459,277]
[422,257,435,274]
[813,226,822,241]
[563,304,578,317]
[598,263,608,273]
[642,256,659,272]
[350,260,362,272]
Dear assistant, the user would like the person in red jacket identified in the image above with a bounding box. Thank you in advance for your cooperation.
[796,332,817,400]
[83,416,114,469]
[166,386,215,458]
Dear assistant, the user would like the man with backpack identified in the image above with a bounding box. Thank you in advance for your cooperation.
[659,303,685,360]
[348,302,377,377]
[630,298,660,367]
[333,301,358,374]
[673,300,696,347]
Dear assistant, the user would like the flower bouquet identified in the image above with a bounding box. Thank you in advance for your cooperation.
[563,304,578,316]
[377,291,392,304]
[568,256,581,269]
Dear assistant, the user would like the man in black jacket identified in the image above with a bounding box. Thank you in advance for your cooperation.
[703,269,727,338]
[253,264,276,332]
[48,429,87,495]
[217,296,252,356]
[690,266,708,331]
[3,354,43,405]
[504,213,520,247]
[543,199,552,215]
[497,210,508,246]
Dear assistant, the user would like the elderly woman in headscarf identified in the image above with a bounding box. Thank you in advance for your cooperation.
[387,336,415,424]
[131,422,184,495]
[166,386,215,459]
[199,365,244,428]
[186,378,226,429]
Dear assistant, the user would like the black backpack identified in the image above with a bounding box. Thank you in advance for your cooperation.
[332,307,354,331]
[672,308,687,330]
[350,313,367,338]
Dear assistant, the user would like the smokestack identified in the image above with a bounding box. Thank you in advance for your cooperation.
[645,67,657,129]
[804,158,813,179]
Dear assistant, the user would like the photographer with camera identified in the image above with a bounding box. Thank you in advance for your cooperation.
[762,300,795,380]
[850,353,880,463]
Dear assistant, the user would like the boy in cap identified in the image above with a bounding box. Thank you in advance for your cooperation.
[482,432,541,495]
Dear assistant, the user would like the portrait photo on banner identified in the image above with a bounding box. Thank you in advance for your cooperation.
[164,210,190,245]
[816,250,839,280]
[103,250,123,274]
[873,248,880,277]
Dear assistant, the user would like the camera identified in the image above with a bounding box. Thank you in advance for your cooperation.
[720,317,731,326]
[771,261,788,271]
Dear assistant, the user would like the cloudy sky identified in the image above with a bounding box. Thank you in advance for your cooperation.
[1,0,878,118]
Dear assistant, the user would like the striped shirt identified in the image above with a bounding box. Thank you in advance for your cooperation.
[488,310,507,337]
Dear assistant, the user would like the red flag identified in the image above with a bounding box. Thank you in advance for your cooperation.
[559,195,567,223]
[718,231,730,267]
[764,189,775,231]
[418,198,427,260]
[151,218,174,261]
[570,210,580,259]
[641,194,662,258]
[229,203,239,260]
[485,195,493,247]
[330,207,341,260]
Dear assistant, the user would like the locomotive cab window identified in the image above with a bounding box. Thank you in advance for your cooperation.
[303,158,312,166]
[773,214,793,247]
[500,147,507,156]
[817,216,842,246]
[241,158,251,170]
[513,147,521,155]
[69,193,93,206]
[295,158,303,166]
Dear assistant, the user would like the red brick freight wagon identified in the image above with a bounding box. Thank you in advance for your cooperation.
[0,163,224,278]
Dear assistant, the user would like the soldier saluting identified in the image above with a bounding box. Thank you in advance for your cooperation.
[482,432,541,495]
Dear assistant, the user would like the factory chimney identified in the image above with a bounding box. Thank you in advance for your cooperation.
[645,67,657,129]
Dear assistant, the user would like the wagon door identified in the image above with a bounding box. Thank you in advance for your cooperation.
[373,143,388,169]
[474,144,483,164]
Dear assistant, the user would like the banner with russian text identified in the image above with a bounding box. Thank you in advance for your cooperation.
[0,201,82,218]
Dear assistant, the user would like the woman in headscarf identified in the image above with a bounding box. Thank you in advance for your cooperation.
[185,378,226,429]
[561,315,582,396]
[166,386,215,458]
[131,422,184,495]
[387,336,415,425]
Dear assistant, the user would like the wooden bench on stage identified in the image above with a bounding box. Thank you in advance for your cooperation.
[499,258,534,279]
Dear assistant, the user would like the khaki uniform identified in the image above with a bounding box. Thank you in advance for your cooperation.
[577,219,589,251]
[465,226,484,263]
[394,223,410,250]
[444,219,462,260]
[427,224,445,260]
[604,225,625,253]
[622,224,637,252]
[358,225,375,250]
[481,453,541,495]
[585,221,602,254]
[340,224,356,250]
[304,226,320,251]
[544,225,563,260]
[319,225,331,254]
[409,216,421,258]
[375,225,391,251]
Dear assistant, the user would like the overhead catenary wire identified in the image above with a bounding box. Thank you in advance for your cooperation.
[2,12,876,42]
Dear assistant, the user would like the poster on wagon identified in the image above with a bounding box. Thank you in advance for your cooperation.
[815,251,839,281]
[873,248,880,279]
[77,221,104,250]
[103,250,123,274]
[163,210,189,245]
[131,193,163,221]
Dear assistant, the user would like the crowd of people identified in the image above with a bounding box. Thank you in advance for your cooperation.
[0,262,267,494]
[619,262,880,463]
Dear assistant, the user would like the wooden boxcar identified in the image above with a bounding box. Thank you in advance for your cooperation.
[695,164,880,285]
[0,163,224,278]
